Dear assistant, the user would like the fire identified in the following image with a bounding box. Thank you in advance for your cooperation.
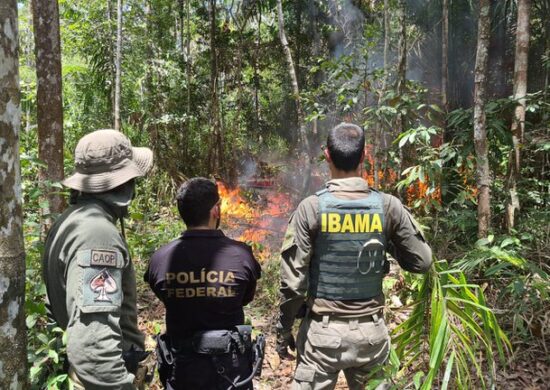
[363,145,441,207]
[218,182,256,221]
[406,176,442,205]
[217,181,293,262]
[362,145,398,188]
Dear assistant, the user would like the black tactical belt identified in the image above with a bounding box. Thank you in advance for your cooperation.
[309,311,382,324]
[167,326,252,355]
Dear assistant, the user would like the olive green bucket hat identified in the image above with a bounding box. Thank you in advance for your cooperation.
[62,129,153,193]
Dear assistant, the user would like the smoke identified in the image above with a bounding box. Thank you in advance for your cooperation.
[326,0,366,59]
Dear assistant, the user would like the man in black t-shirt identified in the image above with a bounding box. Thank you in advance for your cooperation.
[146,178,261,389]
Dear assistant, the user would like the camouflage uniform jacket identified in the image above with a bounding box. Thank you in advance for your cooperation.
[278,177,433,332]
[42,193,144,389]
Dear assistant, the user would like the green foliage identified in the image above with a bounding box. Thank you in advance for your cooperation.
[391,259,511,390]
[454,234,550,343]
[15,0,550,388]
[252,258,281,315]
[21,149,70,389]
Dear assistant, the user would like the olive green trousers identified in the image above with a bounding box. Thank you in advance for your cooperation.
[68,366,144,389]
[291,314,390,390]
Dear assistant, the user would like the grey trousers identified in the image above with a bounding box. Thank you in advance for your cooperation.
[291,314,390,390]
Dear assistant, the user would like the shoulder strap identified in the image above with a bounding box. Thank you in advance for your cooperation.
[315,187,329,197]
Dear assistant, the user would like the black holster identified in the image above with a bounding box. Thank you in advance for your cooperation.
[122,344,149,375]
[155,326,265,389]
[155,333,174,386]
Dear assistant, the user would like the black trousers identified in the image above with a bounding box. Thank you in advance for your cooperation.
[163,350,254,390]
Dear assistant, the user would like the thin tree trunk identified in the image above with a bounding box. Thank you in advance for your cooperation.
[114,0,123,130]
[276,0,308,150]
[32,0,65,225]
[208,0,223,175]
[442,0,449,113]
[382,0,390,92]
[25,2,33,134]
[253,2,261,131]
[276,0,312,195]
[177,0,183,54]
[374,0,390,190]
[396,0,407,199]
[473,0,492,238]
[106,0,115,114]
[505,0,531,231]
[310,0,321,143]
[0,1,27,387]
[186,0,191,115]
[396,1,407,102]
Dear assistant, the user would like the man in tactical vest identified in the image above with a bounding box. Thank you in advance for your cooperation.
[276,123,433,389]
[146,177,263,389]
[42,129,153,388]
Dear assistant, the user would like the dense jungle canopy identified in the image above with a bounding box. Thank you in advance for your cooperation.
[0,0,549,389]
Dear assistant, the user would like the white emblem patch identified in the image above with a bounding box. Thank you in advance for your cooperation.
[90,269,119,302]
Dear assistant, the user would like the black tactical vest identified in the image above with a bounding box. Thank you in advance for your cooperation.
[309,189,387,300]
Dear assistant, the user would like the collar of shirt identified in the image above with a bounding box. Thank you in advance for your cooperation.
[326,177,369,193]
[181,229,226,238]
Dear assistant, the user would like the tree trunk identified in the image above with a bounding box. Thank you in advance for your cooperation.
[395,0,407,199]
[505,0,531,231]
[276,0,308,151]
[374,0,390,190]
[276,0,312,194]
[0,1,27,387]
[177,0,183,54]
[473,0,492,238]
[186,0,191,115]
[395,1,407,103]
[31,0,65,223]
[114,0,123,130]
[441,0,449,113]
[208,0,223,175]
[107,0,115,114]
[253,2,261,131]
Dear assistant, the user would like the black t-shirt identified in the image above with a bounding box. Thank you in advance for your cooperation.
[146,229,261,339]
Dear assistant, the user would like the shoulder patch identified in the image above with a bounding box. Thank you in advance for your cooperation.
[91,249,118,267]
[81,267,123,312]
[76,249,124,313]
[77,249,124,268]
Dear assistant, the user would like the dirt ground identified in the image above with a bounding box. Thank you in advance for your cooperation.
[137,290,350,389]
[137,274,549,390]
[135,188,549,389]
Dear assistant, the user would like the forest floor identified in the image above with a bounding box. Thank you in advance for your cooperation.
[136,263,549,390]
[131,183,549,389]
[136,261,549,390]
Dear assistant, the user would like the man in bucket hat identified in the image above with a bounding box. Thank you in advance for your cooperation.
[42,129,153,389]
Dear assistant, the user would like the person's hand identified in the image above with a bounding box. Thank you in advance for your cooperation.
[275,329,296,360]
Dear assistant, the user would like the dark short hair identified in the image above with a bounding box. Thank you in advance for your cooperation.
[176,178,220,227]
[327,123,365,171]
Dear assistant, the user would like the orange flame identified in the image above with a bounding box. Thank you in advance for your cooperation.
[217,181,292,262]
[363,145,441,207]
[362,145,398,189]
[218,182,256,221]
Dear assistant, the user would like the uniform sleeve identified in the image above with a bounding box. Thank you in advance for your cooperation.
[277,196,317,332]
[242,245,261,306]
[145,254,164,302]
[384,195,433,273]
[64,231,136,388]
